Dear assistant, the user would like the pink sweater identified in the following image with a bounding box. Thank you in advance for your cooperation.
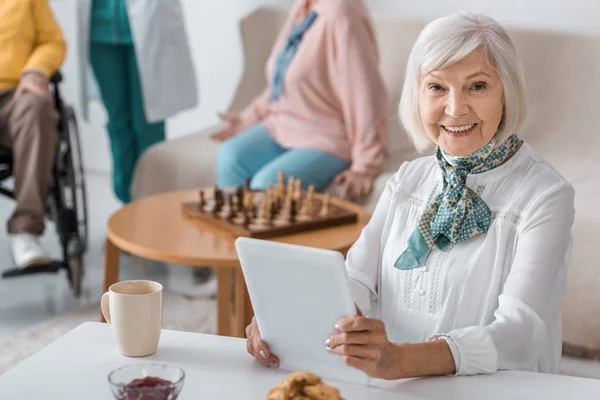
[238,0,388,176]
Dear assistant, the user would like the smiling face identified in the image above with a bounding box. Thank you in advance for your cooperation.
[418,47,505,156]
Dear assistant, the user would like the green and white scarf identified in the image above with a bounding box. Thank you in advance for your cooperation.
[394,133,522,270]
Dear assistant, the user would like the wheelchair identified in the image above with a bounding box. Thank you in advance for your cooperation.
[0,72,88,297]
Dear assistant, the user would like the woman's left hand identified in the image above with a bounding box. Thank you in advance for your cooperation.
[333,170,374,199]
[326,311,401,380]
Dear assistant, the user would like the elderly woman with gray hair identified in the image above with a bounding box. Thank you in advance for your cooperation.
[245,11,576,379]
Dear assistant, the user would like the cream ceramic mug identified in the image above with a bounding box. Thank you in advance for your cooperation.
[101,280,163,357]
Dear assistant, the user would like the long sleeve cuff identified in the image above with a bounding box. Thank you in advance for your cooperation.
[239,106,261,131]
[346,268,376,316]
[349,133,387,176]
[440,326,498,375]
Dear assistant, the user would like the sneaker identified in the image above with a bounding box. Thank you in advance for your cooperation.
[10,233,51,268]
[192,267,214,284]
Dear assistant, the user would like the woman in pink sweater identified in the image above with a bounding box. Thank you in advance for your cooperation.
[212,0,388,198]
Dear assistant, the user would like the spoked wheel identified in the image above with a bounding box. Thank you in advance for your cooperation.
[63,106,89,254]
[53,104,87,297]
[66,235,83,297]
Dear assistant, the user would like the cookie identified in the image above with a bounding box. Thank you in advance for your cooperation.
[303,383,344,400]
[266,386,284,400]
[286,371,322,386]
[266,372,342,400]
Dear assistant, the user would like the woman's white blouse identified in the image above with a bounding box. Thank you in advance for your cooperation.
[345,143,575,376]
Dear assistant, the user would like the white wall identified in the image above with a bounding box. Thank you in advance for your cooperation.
[51,0,599,173]
[368,0,600,37]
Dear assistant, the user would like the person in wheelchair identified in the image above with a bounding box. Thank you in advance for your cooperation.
[0,0,67,268]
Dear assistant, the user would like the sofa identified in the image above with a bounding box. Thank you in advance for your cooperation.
[131,7,600,377]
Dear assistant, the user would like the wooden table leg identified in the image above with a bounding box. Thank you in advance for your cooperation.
[233,269,250,338]
[216,268,233,336]
[101,238,120,322]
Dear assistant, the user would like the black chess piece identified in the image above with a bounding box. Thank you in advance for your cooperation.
[199,190,206,210]
[214,188,224,213]
[211,187,218,213]
[226,195,235,220]
[236,186,244,211]
[243,211,252,227]
[289,199,297,223]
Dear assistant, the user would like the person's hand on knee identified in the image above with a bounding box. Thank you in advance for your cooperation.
[334,170,374,199]
[14,72,51,100]
[211,112,242,142]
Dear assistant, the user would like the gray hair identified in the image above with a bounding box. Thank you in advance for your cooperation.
[398,11,528,152]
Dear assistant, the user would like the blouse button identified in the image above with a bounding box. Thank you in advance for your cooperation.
[422,266,429,273]
[419,289,426,296]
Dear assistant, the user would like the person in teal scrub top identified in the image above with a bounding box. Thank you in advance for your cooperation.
[83,0,198,203]
[89,0,161,203]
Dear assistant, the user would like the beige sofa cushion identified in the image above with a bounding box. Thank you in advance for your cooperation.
[132,7,600,357]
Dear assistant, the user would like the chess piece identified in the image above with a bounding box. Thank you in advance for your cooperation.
[320,193,330,217]
[214,187,224,213]
[226,195,235,220]
[306,184,315,214]
[294,179,302,201]
[258,199,267,219]
[244,178,251,192]
[243,211,252,227]
[257,199,272,226]
[289,199,297,223]
[299,195,311,218]
[299,201,309,219]
[236,186,244,211]
[269,201,277,222]
[285,195,293,213]
[280,190,284,205]
[199,190,206,210]
[243,192,250,210]
[211,187,217,213]
[245,192,256,217]
[277,171,285,199]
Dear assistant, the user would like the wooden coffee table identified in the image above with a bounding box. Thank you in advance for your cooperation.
[102,189,371,338]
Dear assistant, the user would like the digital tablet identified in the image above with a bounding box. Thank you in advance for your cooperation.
[235,237,370,386]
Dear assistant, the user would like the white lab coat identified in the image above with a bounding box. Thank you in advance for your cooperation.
[76,0,198,123]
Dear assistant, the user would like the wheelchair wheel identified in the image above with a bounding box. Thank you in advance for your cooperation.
[51,104,87,297]
[61,106,89,254]
[66,236,83,297]
[56,207,83,297]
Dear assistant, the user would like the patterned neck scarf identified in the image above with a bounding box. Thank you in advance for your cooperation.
[269,10,318,102]
[394,133,522,270]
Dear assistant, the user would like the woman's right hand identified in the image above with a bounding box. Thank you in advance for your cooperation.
[246,316,280,369]
[210,112,242,142]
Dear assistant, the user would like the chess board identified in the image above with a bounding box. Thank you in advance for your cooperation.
[182,186,358,239]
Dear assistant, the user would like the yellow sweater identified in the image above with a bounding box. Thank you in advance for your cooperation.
[0,0,67,89]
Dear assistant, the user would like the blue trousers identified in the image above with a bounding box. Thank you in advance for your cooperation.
[216,123,350,191]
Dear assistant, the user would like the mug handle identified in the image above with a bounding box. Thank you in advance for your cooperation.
[101,292,112,325]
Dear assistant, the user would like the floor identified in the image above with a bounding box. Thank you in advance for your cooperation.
[0,172,214,342]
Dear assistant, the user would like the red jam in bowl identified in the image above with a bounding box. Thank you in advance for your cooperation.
[117,376,175,400]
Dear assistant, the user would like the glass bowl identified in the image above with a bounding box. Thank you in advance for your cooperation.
[108,363,185,400]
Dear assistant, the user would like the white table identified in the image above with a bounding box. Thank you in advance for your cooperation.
[1,322,599,399]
